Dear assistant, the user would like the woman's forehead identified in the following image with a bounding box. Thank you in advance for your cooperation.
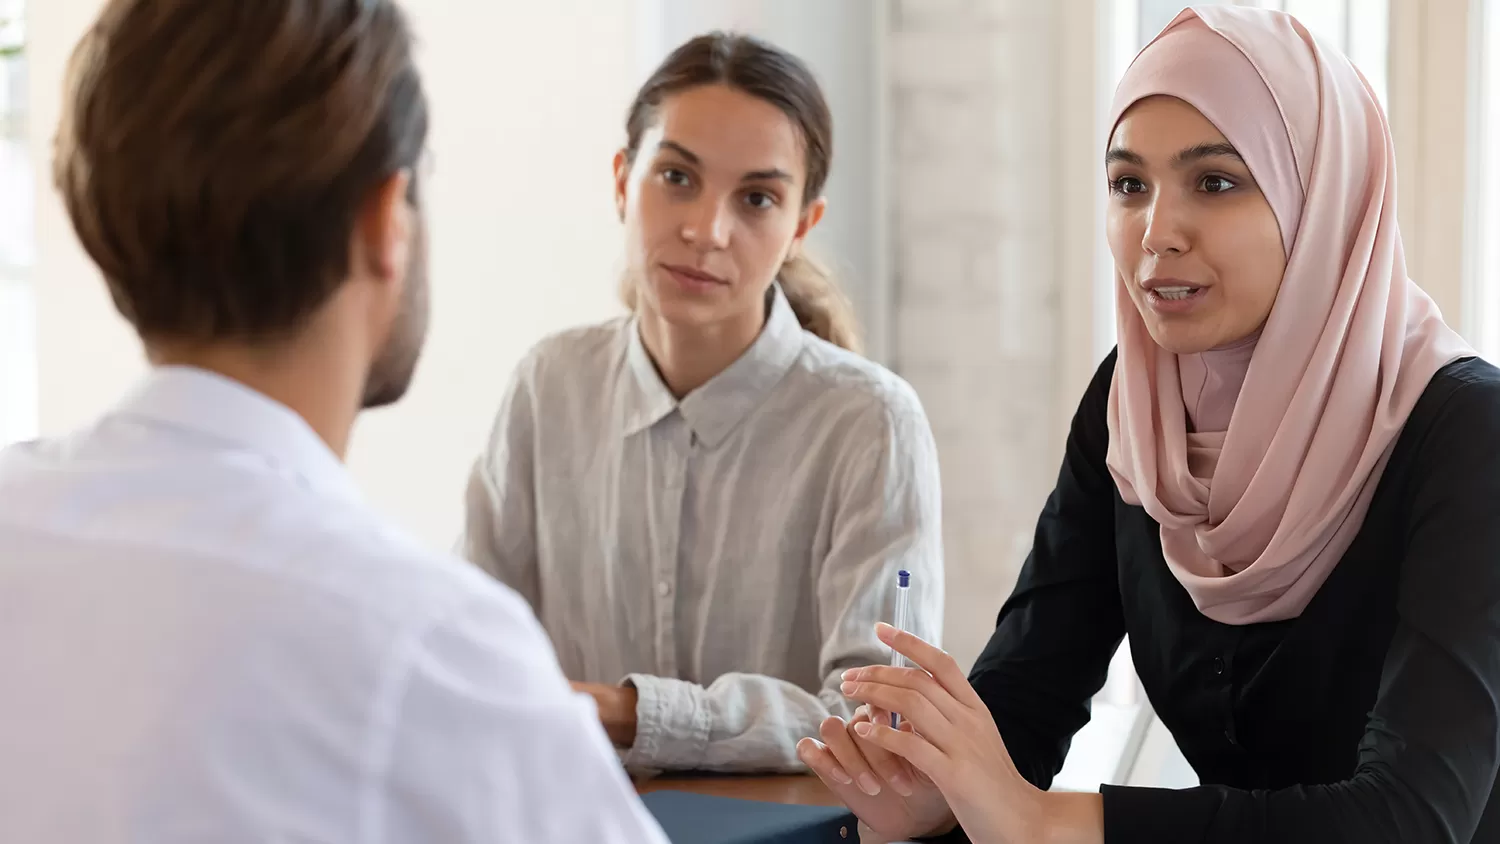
[647,86,805,177]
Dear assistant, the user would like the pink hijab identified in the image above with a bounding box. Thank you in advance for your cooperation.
[1105,7,1474,625]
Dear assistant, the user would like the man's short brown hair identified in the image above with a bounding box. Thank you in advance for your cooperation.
[54,0,429,342]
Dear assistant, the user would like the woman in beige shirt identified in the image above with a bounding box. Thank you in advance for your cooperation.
[460,32,944,774]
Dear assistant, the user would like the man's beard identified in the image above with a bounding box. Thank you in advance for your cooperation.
[361,226,429,410]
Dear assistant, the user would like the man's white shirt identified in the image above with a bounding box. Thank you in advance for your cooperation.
[0,366,669,843]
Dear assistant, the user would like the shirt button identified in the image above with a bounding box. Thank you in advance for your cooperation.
[1212,657,1226,676]
[657,580,672,597]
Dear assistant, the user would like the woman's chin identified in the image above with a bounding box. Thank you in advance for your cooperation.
[1143,321,1221,356]
[641,289,727,330]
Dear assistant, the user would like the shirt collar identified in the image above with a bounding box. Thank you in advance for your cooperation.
[622,324,679,437]
[111,365,362,505]
[620,283,806,448]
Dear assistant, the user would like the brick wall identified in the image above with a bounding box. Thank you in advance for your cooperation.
[886,0,1068,668]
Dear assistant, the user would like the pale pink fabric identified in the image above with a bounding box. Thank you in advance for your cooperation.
[1104,7,1474,624]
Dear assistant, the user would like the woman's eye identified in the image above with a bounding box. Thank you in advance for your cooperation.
[743,191,776,211]
[1109,176,1146,196]
[1201,175,1237,193]
[662,168,691,187]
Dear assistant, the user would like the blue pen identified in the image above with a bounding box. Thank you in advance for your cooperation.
[889,569,911,728]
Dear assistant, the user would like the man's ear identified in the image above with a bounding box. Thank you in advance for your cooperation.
[613,149,631,222]
[355,169,415,282]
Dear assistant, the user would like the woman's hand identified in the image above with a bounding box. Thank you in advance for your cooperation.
[837,623,1102,844]
[570,681,638,748]
[796,706,958,841]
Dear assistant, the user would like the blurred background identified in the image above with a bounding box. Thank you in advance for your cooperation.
[1,0,1495,794]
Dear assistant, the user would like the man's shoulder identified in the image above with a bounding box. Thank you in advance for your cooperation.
[266,496,535,634]
[0,435,533,649]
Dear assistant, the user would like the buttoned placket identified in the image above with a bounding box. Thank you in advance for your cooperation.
[651,418,694,678]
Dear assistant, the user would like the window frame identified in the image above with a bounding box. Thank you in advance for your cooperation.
[1464,0,1499,358]
[0,0,34,448]
[1387,0,1478,331]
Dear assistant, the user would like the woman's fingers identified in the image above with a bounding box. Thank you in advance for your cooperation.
[818,716,885,797]
[843,664,969,726]
[841,674,960,757]
[795,736,853,786]
[857,702,891,730]
[838,704,920,795]
[854,720,920,797]
[875,623,985,709]
[852,720,951,788]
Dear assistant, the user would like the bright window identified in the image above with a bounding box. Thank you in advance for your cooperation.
[0,0,34,448]
[1471,0,1500,358]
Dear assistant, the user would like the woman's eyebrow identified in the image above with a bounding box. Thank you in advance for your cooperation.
[1104,143,1245,167]
[1173,142,1244,166]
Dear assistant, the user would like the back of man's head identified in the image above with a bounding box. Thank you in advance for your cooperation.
[54,0,429,381]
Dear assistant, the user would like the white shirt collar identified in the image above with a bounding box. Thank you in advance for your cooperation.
[111,365,362,505]
[621,283,806,448]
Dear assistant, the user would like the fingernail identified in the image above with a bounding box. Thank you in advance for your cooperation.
[889,774,914,797]
[840,681,856,695]
[841,668,858,681]
[858,773,882,796]
[830,766,853,786]
[853,722,872,737]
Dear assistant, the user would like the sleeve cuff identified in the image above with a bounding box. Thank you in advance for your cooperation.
[619,674,712,772]
[1100,784,1219,841]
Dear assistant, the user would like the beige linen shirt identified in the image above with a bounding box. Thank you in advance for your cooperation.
[460,285,945,773]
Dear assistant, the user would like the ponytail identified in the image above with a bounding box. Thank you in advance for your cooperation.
[616,251,864,356]
[777,252,862,354]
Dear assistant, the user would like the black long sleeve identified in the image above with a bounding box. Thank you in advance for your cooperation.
[967,354,1500,843]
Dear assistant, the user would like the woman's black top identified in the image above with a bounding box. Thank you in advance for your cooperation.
[964,352,1500,843]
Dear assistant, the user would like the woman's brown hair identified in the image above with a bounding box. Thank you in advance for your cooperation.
[619,32,862,354]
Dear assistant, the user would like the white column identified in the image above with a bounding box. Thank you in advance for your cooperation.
[0,0,35,447]
[1389,0,1476,328]
[1463,0,1499,356]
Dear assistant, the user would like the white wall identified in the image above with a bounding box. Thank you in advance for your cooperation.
[28,0,645,547]
[351,0,639,545]
[29,0,144,437]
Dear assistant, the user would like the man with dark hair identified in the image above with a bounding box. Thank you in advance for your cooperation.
[0,2,668,841]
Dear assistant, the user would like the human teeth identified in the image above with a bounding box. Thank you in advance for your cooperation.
[1156,286,1197,300]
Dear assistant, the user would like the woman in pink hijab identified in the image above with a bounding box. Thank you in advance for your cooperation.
[796,6,1499,842]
